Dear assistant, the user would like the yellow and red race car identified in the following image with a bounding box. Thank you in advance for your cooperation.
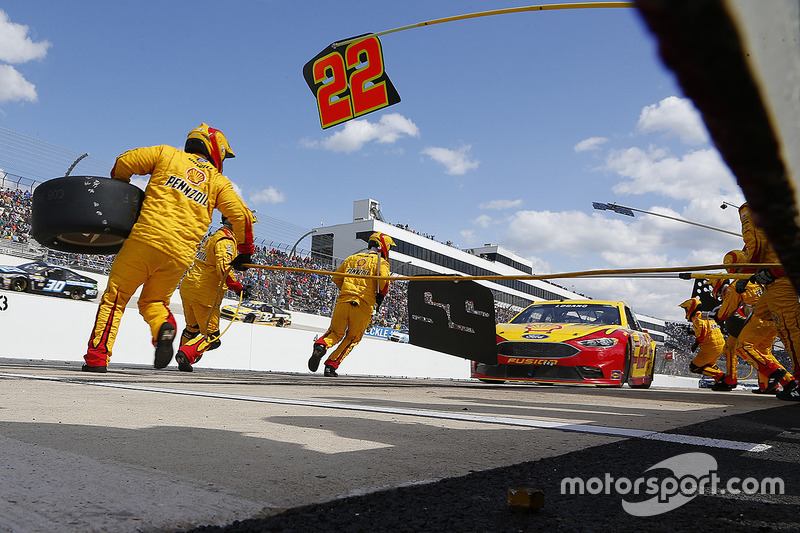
[471,300,656,388]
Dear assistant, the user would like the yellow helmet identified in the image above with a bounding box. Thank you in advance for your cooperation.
[185,123,235,172]
[679,297,701,320]
[368,232,396,259]
[723,249,754,274]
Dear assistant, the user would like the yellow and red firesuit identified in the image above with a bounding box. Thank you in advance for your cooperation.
[84,124,254,371]
[176,222,244,370]
[310,233,394,375]
[680,297,725,381]
[719,251,794,393]
[736,203,799,397]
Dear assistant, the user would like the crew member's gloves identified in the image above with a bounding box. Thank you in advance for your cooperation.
[375,293,385,309]
[750,268,777,286]
[240,284,253,300]
[691,341,699,352]
[231,253,252,272]
[700,310,716,321]
[735,278,749,294]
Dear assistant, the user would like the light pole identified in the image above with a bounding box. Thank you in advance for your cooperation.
[592,201,742,238]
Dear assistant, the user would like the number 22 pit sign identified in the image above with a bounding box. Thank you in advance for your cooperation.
[303,34,401,130]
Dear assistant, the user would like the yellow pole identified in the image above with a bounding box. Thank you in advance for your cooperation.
[332,2,636,48]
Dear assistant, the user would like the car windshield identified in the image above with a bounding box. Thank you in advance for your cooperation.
[510,303,621,326]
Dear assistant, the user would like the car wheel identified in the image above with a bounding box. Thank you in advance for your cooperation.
[31,176,144,254]
[630,352,655,389]
[604,341,632,388]
[243,314,256,323]
[70,290,84,300]
[276,318,285,327]
[11,277,28,292]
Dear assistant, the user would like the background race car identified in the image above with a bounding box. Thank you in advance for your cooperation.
[471,300,656,388]
[0,261,99,300]
[220,300,292,327]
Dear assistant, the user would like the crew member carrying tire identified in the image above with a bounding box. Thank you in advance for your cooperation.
[82,123,255,372]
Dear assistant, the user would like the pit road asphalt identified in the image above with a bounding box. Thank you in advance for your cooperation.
[0,359,799,533]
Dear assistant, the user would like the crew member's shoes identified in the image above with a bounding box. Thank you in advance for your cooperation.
[154,322,176,369]
[711,375,737,391]
[776,380,800,401]
[175,350,193,372]
[308,343,326,372]
[752,388,772,394]
[82,364,107,373]
[323,365,338,377]
[766,368,787,393]
[208,333,222,351]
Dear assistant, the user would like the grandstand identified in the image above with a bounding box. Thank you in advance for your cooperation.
[311,199,667,341]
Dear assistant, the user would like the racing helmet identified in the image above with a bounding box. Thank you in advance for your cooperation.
[185,123,235,172]
[711,278,728,299]
[723,249,752,274]
[368,232,396,259]
[679,297,701,320]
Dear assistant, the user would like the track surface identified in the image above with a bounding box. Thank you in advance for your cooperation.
[0,359,798,532]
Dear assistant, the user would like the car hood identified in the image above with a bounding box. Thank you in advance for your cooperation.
[0,265,27,274]
[496,322,623,342]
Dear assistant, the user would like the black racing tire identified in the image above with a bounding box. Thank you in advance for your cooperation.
[630,347,655,389]
[276,318,285,327]
[11,277,28,292]
[31,176,144,254]
[606,341,633,388]
[70,290,84,300]
[243,313,257,324]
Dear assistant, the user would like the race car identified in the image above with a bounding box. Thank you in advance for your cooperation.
[471,300,656,388]
[219,300,292,327]
[0,261,99,300]
[388,329,410,343]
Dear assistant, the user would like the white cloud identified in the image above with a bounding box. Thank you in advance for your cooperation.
[422,144,479,175]
[637,96,709,145]
[472,214,493,229]
[605,146,737,201]
[250,187,285,205]
[574,137,608,152]
[320,113,419,153]
[477,96,747,322]
[0,10,50,104]
[0,10,50,63]
[479,199,522,210]
[0,64,37,103]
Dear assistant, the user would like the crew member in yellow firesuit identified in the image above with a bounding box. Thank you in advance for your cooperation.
[175,215,251,372]
[706,277,739,391]
[719,250,795,394]
[308,232,394,377]
[82,123,255,372]
[680,297,726,385]
[735,203,800,400]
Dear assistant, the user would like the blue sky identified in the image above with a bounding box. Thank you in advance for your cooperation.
[0,1,747,322]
